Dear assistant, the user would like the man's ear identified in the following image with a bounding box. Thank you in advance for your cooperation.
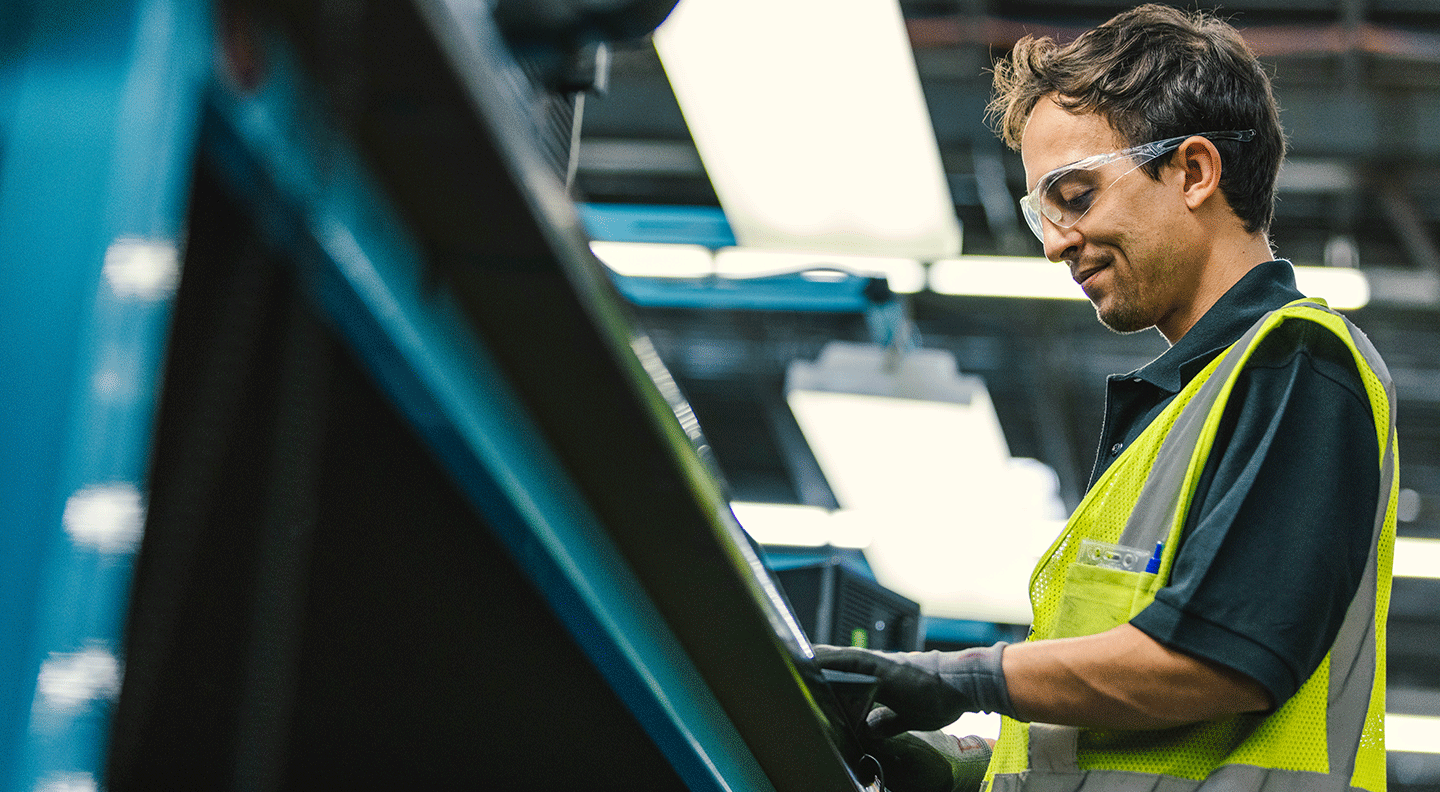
[1178,136,1223,210]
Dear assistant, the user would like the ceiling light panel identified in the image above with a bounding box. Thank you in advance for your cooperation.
[654,0,960,259]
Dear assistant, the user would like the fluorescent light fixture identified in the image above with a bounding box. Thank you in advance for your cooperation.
[715,248,926,294]
[929,256,1085,300]
[939,711,1437,752]
[1394,536,1440,579]
[729,502,872,548]
[653,0,960,259]
[590,242,925,293]
[1293,265,1369,309]
[1388,713,1440,754]
[589,241,713,278]
[929,256,1370,308]
[787,390,1006,510]
[784,342,1066,622]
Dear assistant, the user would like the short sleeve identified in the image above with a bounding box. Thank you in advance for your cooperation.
[1129,319,1379,706]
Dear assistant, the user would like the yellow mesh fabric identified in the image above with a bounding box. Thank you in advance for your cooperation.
[1294,305,1394,791]
[1223,656,1330,772]
[986,351,1229,792]
[1026,352,1222,643]
[986,302,1393,790]
[1352,456,1397,792]
[984,716,1030,786]
[1077,715,1258,779]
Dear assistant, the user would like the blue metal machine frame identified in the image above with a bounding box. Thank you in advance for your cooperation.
[0,2,824,790]
[0,2,208,788]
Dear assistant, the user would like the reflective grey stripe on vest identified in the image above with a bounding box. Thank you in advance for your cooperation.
[1113,301,1292,553]
[993,765,1370,792]
[1318,314,1396,782]
[1019,302,1396,789]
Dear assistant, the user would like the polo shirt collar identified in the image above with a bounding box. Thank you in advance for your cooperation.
[1126,260,1304,393]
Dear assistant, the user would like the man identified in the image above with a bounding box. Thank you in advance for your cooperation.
[817,6,1397,792]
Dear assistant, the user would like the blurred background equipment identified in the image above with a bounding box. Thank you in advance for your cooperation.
[768,551,925,653]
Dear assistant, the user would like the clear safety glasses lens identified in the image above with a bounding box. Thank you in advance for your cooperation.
[1020,130,1256,242]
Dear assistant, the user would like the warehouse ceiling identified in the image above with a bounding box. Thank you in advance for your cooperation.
[577,0,1440,503]
[571,0,1440,776]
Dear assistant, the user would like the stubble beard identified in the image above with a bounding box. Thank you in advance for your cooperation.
[1091,249,1185,335]
[1093,273,1152,334]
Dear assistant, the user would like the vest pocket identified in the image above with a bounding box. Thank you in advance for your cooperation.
[1052,563,1162,639]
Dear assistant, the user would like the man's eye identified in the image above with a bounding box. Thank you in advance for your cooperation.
[1054,187,1095,213]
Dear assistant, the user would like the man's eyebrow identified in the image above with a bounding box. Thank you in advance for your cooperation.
[1039,157,1089,183]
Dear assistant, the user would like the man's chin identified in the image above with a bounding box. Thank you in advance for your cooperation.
[1095,302,1152,335]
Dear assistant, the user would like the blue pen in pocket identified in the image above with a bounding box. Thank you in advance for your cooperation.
[1145,542,1164,574]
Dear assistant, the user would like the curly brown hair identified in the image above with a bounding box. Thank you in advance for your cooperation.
[988,4,1285,234]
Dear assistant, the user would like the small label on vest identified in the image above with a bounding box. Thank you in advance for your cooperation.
[1076,539,1156,572]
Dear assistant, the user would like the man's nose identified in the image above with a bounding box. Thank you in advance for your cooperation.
[1042,220,1082,264]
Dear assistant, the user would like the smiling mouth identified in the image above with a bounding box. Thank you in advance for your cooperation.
[1073,264,1106,291]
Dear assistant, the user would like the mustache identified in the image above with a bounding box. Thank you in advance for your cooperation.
[1069,252,1115,280]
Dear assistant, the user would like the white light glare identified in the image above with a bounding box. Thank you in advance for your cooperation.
[1294,265,1370,309]
[929,256,1370,308]
[729,502,872,548]
[783,347,1066,622]
[103,238,179,300]
[1394,537,1440,579]
[591,242,926,293]
[943,712,1001,741]
[34,773,98,792]
[929,256,1086,300]
[589,241,713,278]
[35,645,122,714]
[590,248,1367,306]
[939,712,1438,753]
[1388,713,1440,754]
[62,483,145,554]
[654,0,959,259]
[715,248,925,294]
[787,390,1010,510]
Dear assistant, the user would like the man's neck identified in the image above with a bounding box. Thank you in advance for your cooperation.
[1157,232,1274,345]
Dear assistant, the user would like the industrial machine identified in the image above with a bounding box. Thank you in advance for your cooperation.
[0,1,885,789]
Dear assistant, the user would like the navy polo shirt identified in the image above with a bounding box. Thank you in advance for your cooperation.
[1090,260,1379,706]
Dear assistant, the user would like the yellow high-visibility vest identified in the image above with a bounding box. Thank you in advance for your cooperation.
[985,300,1397,792]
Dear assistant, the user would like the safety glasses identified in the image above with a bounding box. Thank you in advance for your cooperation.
[1019,130,1255,241]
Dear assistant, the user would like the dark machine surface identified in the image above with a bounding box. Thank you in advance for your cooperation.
[772,559,924,653]
[103,1,872,789]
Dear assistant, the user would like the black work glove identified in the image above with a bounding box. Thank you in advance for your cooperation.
[814,644,1015,737]
[867,731,992,792]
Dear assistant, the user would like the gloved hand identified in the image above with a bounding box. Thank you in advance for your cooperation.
[866,731,992,792]
[814,644,1015,737]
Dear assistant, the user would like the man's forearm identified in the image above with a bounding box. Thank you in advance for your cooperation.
[1001,624,1272,730]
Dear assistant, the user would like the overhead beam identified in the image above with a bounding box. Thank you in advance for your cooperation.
[579,138,705,177]
[906,15,1440,62]
[1379,177,1440,275]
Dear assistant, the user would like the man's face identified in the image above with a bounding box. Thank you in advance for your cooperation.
[1020,97,1201,335]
